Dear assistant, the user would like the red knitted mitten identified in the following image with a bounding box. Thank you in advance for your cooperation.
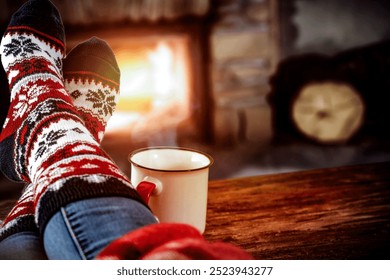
[97,223,253,260]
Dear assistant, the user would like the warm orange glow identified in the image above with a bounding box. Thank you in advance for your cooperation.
[105,36,191,132]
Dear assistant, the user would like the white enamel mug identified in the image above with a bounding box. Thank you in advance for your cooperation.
[129,147,213,233]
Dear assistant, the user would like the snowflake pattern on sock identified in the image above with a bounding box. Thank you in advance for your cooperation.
[3,35,41,57]
[63,36,121,142]
[65,78,119,141]
[86,88,116,117]
[65,79,119,141]
[35,129,68,160]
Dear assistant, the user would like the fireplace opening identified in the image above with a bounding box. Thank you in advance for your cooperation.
[106,34,192,134]
[66,23,212,148]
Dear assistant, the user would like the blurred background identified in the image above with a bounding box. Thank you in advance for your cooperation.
[1,0,390,189]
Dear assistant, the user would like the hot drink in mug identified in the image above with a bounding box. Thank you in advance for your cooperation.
[129,147,213,233]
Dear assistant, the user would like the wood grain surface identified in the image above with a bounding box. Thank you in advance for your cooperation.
[204,161,390,259]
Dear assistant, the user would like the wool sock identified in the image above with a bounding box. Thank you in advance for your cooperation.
[0,0,146,236]
[0,37,121,241]
[64,37,120,142]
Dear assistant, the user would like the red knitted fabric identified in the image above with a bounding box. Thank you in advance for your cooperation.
[97,223,253,260]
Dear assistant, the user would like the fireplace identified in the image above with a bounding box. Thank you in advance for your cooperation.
[66,20,213,147]
[60,0,279,146]
[73,28,194,139]
[52,0,279,176]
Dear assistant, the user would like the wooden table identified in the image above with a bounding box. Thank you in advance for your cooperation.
[204,161,390,259]
[1,161,389,259]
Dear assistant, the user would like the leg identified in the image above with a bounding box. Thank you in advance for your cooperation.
[0,231,47,260]
[0,37,128,257]
[44,197,156,260]
[0,0,155,259]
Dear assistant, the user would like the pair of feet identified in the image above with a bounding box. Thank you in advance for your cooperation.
[0,0,140,241]
[0,0,254,260]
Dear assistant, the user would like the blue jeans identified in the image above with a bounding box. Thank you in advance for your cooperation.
[0,197,157,260]
[0,231,47,260]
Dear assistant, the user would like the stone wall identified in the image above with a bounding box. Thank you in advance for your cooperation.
[210,0,279,146]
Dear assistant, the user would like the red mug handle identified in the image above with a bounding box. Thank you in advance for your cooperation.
[137,181,156,204]
[136,176,163,204]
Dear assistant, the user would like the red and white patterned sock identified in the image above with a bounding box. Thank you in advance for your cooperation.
[0,37,121,241]
[64,37,120,142]
[0,0,146,236]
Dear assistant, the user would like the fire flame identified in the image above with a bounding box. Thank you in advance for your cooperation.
[105,38,190,133]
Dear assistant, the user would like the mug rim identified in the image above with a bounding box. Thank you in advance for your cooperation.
[129,146,214,172]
